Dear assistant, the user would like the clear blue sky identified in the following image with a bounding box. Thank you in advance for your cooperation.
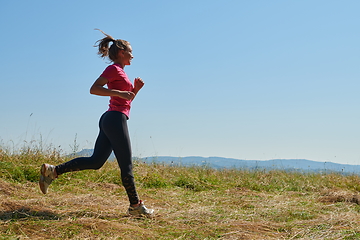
[1,0,359,164]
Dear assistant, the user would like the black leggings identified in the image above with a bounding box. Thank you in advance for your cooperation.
[56,111,139,205]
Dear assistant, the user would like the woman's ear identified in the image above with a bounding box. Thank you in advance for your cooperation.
[118,50,125,57]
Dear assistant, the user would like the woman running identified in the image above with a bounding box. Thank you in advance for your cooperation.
[39,29,154,216]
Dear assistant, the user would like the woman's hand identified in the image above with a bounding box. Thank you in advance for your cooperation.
[117,91,135,100]
[133,77,145,95]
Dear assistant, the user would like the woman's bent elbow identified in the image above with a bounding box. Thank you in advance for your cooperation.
[90,86,96,95]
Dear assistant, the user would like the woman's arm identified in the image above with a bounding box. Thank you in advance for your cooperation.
[90,76,135,100]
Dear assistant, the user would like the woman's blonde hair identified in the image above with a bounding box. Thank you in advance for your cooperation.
[94,29,130,62]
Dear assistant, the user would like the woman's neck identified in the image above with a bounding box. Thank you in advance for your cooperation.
[113,61,125,69]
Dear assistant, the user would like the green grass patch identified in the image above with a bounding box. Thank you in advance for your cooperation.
[2,143,360,239]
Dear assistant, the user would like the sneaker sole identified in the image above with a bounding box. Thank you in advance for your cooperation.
[39,164,52,194]
[128,208,154,216]
[39,175,47,194]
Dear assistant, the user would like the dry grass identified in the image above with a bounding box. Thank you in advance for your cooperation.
[1,146,360,239]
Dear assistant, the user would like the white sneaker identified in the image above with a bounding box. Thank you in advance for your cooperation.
[128,200,154,216]
[39,164,57,194]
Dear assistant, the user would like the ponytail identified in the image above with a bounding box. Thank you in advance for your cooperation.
[94,29,130,62]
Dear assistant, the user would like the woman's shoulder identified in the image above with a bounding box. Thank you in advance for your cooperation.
[104,63,122,71]
[103,64,124,75]
[101,64,126,81]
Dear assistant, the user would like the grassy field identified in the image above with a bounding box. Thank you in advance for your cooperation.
[2,145,360,239]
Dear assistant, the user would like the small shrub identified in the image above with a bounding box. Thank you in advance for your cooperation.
[22,167,39,182]
[173,176,208,192]
[142,173,169,188]
[0,161,25,182]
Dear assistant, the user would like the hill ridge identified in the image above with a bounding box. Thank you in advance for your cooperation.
[72,149,360,174]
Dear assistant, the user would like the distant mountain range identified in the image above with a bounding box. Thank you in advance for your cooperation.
[70,149,360,174]
[142,156,360,174]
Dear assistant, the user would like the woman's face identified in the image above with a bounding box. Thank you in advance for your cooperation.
[120,45,133,66]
